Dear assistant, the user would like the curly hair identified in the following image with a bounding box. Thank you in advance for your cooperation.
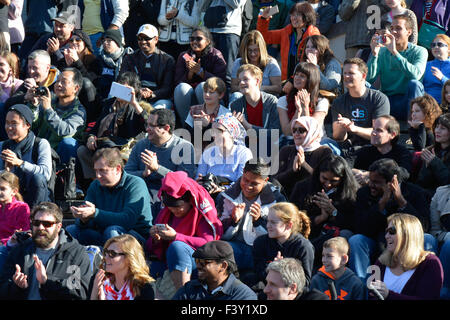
[269,202,311,239]
[409,93,442,129]
[102,234,154,297]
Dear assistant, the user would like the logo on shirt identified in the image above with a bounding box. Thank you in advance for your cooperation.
[351,106,368,122]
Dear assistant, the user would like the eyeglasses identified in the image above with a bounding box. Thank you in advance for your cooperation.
[69,38,83,43]
[146,123,165,129]
[31,219,58,228]
[195,258,216,267]
[138,36,153,42]
[431,42,448,48]
[292,127,307,134]
[385,226,396,235]
[189,36,204,42]
[104,248,126,258]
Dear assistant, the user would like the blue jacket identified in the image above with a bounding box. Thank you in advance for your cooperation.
[76,170,153,237]
[172,273,257,300]
[423,58,450,104]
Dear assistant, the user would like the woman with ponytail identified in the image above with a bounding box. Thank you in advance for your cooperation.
[252,202,315,287]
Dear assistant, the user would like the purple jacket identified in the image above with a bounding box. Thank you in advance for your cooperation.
[410,0,450,36]
[174,47,227,87]
[374,254,443,300]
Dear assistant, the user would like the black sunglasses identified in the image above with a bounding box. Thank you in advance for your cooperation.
[431,42,448,48]
[189,36,204,42]
[31,219,58,228]
[104,248,126,258]
[292,127,307,134]
[138,36,153,42]
[385,226,396,235]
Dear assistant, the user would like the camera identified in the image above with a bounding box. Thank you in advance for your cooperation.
[198,173,231,193]
[15,231,31,244]
[34,86,48,96]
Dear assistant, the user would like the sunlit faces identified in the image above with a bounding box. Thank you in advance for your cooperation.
[5,111,30,142]
[304,40,319,60]
[410,103,425,122]
[343,63,366,90]
[53,20,74,42]
[212,123,234,151]
[292,123,308,146]
[431,38,449,61]
[189,30,210,54]
[266,209,291,240]
[319,171,341,192]
[0,180,17,205]
[293,71,308,90]
[264,269,296,300]
[385,222,398,253]
[203,89,223,106]
[370,117,395,147]
[195,259,224,285]
[290,11,305,29]
[103,242,128,275]
[322,247,347,273]
[240,171,268,201]
[389,18,411,45]
[54,70,80,99]
[27,57,50,84]
[93,157,122,187]
[102,37,120,54]
[247,44,261,65]
[434,123,450,147]
[146,114,168,143]
[0,56,11,82]
[238,70,260,95]
[68,36,85,53]
[31,211,61,249]
[137,34,158,55]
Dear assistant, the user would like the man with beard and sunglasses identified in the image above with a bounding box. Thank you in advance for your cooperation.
[0,202,93,300]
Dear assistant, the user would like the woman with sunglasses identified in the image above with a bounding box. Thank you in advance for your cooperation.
[230,30,282,101]
[91,234,155,300]
[146,171,223,292]
[416,113,450,195]
[257,2,320,93]
[369,213,443,300]
[173,26,227,123]
[273,116,332,198]
[422,34,450,105]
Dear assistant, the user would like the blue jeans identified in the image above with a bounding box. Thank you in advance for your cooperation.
[211,32,240,87]
[56,137,80,164]
[174,82,205,122]
[22,173,50,208]
[0,245,10,274]
[227,241,254,270]
[88,32,103,56]
[439,240,450,299]
[348,233,437,283]
[65,224,145,246]
[228,91,243,107]
[149,241,197,279]
[388,80,424,121]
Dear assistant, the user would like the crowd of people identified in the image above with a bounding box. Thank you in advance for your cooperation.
[0,0,449,301]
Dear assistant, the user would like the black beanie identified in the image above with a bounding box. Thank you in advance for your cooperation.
[71,29,93,53]
[102,29,123,48]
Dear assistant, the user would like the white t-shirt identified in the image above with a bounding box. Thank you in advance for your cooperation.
[384,267,416,294]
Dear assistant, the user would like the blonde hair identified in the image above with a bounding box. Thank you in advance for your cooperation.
[102,234,154,297]
[323,237,349,256]
[237,64,263,84]
[203,77,226,95]
[378,214,432,271]
[270,202,311,239]
[239,30,270,69]
[0,171,23,201]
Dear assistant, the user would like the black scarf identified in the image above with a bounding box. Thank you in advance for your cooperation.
[2,131,35,160]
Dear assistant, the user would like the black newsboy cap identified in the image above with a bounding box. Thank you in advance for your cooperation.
[193,240,236,263]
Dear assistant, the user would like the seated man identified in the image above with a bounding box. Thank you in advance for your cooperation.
[28,11,76,67]
[34,67,86,163]
[367,13,427,121]
[330,57,390,164]
[119,24,175,109]
[348,158,433,282]
[0,104,52,207]
[215,158,286,273]
[124,108,196,218]
[0,202,93,300]
[263,258,328,300]
[67,147,153,246]
[229,64,280,157]
[352,115,412,185]
[172,240,257,300]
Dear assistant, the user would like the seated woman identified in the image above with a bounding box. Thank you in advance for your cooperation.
[196,113,253,195]
[0,50,23,105]
[416,113,450,195]
[302,35,341,93]
[77,71,151,187]
[369,213,443,300]
[173,26,227,123]
[422,34,450,105]
[146,171,223,291]
[273,116,332,197]
[91,234,155,300]
[408,94,442,151]
[289,154,359,268]
[277,62,330,144]
[252,202,315,288]
[230,30,281,102]
[184,77,229,149]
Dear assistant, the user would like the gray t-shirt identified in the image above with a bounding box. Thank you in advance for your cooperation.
[231,58,281,86]
[27,246,57,300]
[331,88,390,146]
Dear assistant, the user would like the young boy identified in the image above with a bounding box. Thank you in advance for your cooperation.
[310,237,365,300]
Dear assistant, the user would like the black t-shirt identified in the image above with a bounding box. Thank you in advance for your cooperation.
[331,88,390,146]
[0,5,8,32]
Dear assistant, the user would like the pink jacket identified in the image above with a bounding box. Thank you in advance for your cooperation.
[0,197,30,245]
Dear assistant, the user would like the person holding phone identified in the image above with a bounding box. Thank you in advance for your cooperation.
[91,234,155,300]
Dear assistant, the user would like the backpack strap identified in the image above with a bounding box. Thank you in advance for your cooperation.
[31,137,41,164]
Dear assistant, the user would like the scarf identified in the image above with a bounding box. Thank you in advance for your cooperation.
[99,47,126,78]
[1,131,35,160]
[291,116,323,152]
[103,278,135,300]
[214,113,247,146]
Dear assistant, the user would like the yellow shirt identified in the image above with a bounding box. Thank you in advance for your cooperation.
[82,0,104,35]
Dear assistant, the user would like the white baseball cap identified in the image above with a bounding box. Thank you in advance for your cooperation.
[137,24,158,39]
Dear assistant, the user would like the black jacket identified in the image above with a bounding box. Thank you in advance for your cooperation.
[0,229,93,300]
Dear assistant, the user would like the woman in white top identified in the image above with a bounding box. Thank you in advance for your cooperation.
[369,213,443,300]
[230,30,282,102]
